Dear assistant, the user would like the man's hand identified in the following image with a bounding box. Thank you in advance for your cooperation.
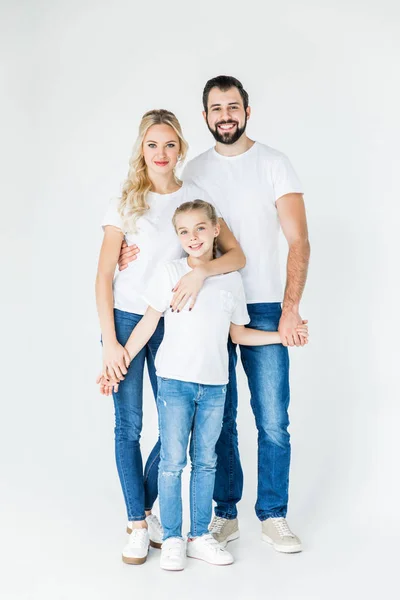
[170,267,207,312]
[278,308,306,347]
[102,341,131,381]
[118,240,140,271]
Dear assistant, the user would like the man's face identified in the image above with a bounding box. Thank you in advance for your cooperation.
[203,86,250,144]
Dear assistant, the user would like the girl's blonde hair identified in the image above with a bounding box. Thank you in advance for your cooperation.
[172,199,219,259]
[118,109,188,233]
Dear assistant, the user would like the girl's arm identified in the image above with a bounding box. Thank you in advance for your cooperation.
[124,306,162,361]
[171,219,246,311]
[230,321,308,346]
[95,226,131,381]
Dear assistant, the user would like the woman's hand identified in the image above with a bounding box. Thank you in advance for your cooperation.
[102,341,131,382]
[96,373,119,396]
[170,267,207,312]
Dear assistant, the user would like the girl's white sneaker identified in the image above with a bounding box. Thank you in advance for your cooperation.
[127,514,163,549]
[160,537,186,571]
[187,533,234,565]
[122,528,150,565]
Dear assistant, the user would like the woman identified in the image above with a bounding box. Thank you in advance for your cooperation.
[95,109,245,565]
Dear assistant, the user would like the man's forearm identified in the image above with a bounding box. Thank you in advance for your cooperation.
[282,239,310,312]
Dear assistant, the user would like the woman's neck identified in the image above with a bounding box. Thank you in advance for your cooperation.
[149,172,182,195]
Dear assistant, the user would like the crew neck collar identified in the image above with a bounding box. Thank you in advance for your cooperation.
[212,140,258,160]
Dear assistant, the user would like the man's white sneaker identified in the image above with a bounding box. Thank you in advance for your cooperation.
[187,533,234,565]
[127,514,163,549]
[160,537,186,571]
[209,516,239,547]
[261,518,302,553]
[122,528,150,565]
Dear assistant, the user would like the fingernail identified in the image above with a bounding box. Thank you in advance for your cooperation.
[169,305,172,308]
[171,309,174,312]
[177,310,180,313]
[189,308,192,311]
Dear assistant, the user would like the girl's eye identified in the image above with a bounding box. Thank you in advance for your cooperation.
[197,227,205,231]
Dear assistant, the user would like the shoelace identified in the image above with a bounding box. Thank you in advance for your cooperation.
[127,528,148,548]
[271,518,295,538]
[147,514,163,534]
[201,533,225,552]
[209,516,226,534]
[164,538,183,558]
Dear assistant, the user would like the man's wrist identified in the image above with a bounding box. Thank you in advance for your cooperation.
[282,302,300,315]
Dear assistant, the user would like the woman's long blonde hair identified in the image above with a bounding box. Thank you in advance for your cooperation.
[118,109,188,233]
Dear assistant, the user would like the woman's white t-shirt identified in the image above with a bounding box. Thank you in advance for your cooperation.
[143,258,250,385]
[101,182,208,315]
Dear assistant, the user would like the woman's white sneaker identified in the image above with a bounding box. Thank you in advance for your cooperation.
[187,533,234,565]
[261,518,302,553]
[122,528,150,565]
[127,514,163,549]
[160,537,186,571]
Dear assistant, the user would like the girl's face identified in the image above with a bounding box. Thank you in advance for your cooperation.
[175,209,220,260]
[143,124,181,177]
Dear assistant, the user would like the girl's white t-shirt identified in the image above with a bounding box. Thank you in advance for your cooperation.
[182,141,303,303]
[101,182,208,315]
[143,258,250,385]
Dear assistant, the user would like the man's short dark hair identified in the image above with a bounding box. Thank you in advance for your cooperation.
[202,75,249,112]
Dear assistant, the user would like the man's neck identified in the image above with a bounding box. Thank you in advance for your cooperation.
[214,135,255,157]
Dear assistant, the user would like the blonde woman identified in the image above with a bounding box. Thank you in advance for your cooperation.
[95,109,245,565]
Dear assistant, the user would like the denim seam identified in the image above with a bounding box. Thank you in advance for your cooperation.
[191,396,198,537]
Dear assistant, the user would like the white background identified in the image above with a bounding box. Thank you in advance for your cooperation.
[1,1,399,598]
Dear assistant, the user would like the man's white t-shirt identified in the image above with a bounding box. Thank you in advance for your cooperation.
[101,182,207,315]
[143,258,250,385]
[182,141,303,303]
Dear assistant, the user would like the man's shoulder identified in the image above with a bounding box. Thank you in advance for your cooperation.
[254,141,288,162]
[184,148,215,174]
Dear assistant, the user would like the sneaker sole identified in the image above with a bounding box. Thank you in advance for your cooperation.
[160,564,185,571]
[122,553,148,565]
[126,526,162,549]
[261,533,302,553]
[217,530,240,548]
[187,555,234,566]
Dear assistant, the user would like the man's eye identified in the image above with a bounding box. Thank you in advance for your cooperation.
[212,107,220,111]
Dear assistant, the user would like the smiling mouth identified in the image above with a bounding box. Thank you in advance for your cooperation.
[154,161,169,166]
[217,122,237,132]
[188,243,203,251]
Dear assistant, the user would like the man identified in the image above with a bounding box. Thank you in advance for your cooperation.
[119,76,310,553]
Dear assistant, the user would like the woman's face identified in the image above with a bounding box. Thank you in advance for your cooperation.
[174,209,220,259]
[142,124,181,177]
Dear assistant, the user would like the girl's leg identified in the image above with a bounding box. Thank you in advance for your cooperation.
[189,384,227,538]
[113,310,147,523]
[157,378,196,540]
[143,317,165,511]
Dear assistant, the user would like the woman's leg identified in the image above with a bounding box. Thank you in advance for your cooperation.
[143,317,165,511]
[157,378,196,540]
[189,384,227,538]
[113,309,147,522]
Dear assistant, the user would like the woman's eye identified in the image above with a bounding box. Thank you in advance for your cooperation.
[148,143,156,148]
[167,143,176,148]
[180,231,187,236]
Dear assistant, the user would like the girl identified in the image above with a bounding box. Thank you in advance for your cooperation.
[100,200,308,571]
[95,110,245,565]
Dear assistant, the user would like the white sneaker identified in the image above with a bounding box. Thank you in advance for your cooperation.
[261,518,302,553]
[122,528,150,565]
[187,533,234,565]
[127,514,163,549]
[160,537,186,571]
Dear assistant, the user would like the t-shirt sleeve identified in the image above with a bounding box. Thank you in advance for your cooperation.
[271,154,303,202]
[231,277,250,325]
[142,264,172,314]
[101,198,124,231]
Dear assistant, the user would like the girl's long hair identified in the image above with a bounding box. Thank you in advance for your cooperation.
[118,109,188,233]
[172,200,219,259]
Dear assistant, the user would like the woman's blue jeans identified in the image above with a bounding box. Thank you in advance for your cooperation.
[156,378,226,540]
[112,309,164,522]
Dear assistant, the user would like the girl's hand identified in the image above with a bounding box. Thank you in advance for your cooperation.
[102,341,131,382]
[170,267,207,312]
[96,373,119,395]
[295,319,309,344]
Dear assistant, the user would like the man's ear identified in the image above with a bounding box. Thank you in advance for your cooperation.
[246,106,251,120]
[202,110,208,123]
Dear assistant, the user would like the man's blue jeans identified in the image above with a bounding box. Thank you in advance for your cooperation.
[213,303,291,521]
[112,309,164,521]
[156,378,226,540]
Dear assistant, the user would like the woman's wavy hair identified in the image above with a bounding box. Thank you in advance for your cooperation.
[118,109,188,232]
[172,200,219,259]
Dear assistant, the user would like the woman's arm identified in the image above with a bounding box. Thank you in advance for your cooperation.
[230,321,308,346]
[124,306,162,361]
[171,218,246,311]
[95,226,131,381]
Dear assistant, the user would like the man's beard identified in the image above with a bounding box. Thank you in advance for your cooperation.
[207,116,247,145]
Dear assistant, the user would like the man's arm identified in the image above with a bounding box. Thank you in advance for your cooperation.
[276,193,310,347]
